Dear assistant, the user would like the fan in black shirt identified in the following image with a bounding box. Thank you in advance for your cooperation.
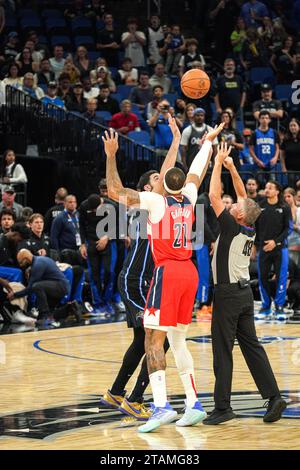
[96,13,121,67]
[280,118,300,173]
[19,213,51,257]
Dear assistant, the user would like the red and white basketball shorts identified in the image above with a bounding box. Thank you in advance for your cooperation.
[144,259,198,330]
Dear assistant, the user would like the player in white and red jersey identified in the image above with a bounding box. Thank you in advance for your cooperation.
[103,123,224,432]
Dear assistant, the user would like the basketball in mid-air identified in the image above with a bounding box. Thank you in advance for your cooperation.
[181,69,211,99]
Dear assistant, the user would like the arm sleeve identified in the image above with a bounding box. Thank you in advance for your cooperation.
[182,183,198,208]
[275,205,292,244]
[139,191,166,223]
[188,139,212,178]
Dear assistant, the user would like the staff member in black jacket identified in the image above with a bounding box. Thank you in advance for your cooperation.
[203,142,286,425]
[253,181,292,321]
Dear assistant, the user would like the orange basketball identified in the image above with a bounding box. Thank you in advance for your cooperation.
[181,69,210,99]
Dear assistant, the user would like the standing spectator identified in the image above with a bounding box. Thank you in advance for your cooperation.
[0,149,28,190]
[83,97,104,124]
[283,188,300,266]
[109,100,140,135]
[240,128,254,166]
[209,0,240,63]
[145,15,164,68]
[240,28,268,69]
[214,58,246,119]
[270,35,297,84]
[97,84,120,115]
[21,73,44,100]
[246,177,265,204]
[116,58,138,85]
[178,38,206,78]
[42,82,65,109]
[280,118,300,174]
[0,209,16,234]
[65,81,86,113]
[96,12,121,67]
[149,63,173,94]
[230,17,247,58]
[20,213,50,257]
[250,110,280,172]
[35,58,55,86]
[241,0,269,28]
[146,84,164,120]
[129,71,153,112]
[44,187,68,235]
[257,16,274,51]
[0,186,23,219]
[57,73,72,102]
[254,181,291,320]
[218,110,244,169]
[148,100,174,155]
[252,83,284,128]
[49,45,66,80]
[82,76,100,99]
[64,0,87,20]
[182,102,197,128]
[160,24,185,74]
[180,108,218,170]
[73,45,94,76]
[92,66,116,92]
[1,31,20,64]
[1,63,22,89]
[121,18,146,68]
[16,48,39,75]
[50,194,82,256]
[85,0,106,21]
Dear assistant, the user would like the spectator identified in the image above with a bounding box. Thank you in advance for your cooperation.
[92,66,116,92]
[116,57,138,85]
[57,73,72,102]
[241,0,269,28]
[146,84,164,120]
[280,118,300,173]
[230,17,247,57]
[241,27,269,69]
[209,0,240,63]
[11,249,70,322]
[246,177,265,203]
[0,223,30,272]
[16,47,39,75]
[148,100,174,155]
[0,186,23,219]
[121,18,146,68]
[283,188,300,266]
[21,207,33,224]
[149,63,173,94]
[240,128,254,166]
[145,15,164,68]
[82,75,100,99]
[50,194,81,254]
[129,71,153,112]
[85,0,106,21]
[1,62,22,90]
[73,45,95,76]
[178,38,206,78]
[182,102,197,128]
[42,81,65,109]
[83,97,104,123]
[0,209,16,234]
[97,84,120,115]
[1,31,20,64]
[64,0,87,20]
[27,30,50,60]
[0,149,28,190]
[180,107,218,170]
[174,98,186,127]
[20,213,51,257]
[35,58,55,86]
[270,35,297,84]
[44,187,68,235]
[214,58,246,119]
[222,194,234,211]
[160,24,185,74]
[65,81,86,113]
[89,57,110,84]
[109,99,140,135]
[49,45,66,80]
[21,72,44,100]
[218,110,244,169]
[62,56,81,84]
[253,83,284,127]
[96,12,121,67]
[257,16,274,51]
[16,39,43,64]
[250,110,280,171]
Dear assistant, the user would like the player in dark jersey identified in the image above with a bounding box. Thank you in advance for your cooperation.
[103,123,225,432]
[100,115,181,420]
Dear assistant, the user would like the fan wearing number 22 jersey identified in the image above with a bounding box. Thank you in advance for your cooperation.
[139,184,198,329]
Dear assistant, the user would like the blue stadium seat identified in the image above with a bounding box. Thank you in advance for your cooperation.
[45,18,67,33]
[51,35,72,49]
[96,111,112,124]
[110,93,122,103]
[18,9,40,18]
[116,85,135,100]
[109,67,118,79]
[88,51,101,61]
[163,93,176,106]
[71,17,92,34]
[275,84,292,101]
[249,67,275,86]
[20,18,42,30]
[41,9,63,18]
[170,75,180,93]
[96,19,105,30]
[74,35,95,49]
[128,131,151,146]
[236,120,244,133]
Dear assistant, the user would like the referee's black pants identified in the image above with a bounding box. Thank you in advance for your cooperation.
[212,284,280,410]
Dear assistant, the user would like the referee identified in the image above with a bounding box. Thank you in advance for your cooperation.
[203,143,286,425]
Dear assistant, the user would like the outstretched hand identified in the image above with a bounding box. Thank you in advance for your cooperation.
[102,128,119,158]
[222,156,234,170]
[167,113,181,140]
[205,122,225,142]
[215,141,232,165]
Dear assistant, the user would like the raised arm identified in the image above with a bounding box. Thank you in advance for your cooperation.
[103,129,140,207]
[222,156,247,201]
[209,142,232,217]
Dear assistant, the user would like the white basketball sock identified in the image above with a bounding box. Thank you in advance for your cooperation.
[149,370,167,408]
[179,370,198,408]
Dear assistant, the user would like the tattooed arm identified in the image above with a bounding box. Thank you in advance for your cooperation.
[103,128,140,207]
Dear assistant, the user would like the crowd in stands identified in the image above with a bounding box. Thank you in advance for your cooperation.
[0,0,300,327]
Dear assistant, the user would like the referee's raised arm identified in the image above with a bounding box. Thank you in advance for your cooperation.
[209,142,232,217]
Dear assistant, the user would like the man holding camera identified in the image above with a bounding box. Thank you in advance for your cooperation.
[148,99,182,158]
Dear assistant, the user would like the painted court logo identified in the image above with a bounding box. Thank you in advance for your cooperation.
[0,391,299,440]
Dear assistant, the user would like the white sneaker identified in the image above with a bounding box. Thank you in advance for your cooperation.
[176,401,207,426]
[30,308,39,318]
[12,310,36,325]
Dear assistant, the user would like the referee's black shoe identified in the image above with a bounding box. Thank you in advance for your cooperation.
[203,408,236,425]
[263,396,287,423]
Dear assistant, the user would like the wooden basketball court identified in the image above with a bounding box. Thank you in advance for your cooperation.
[0,320,299,450]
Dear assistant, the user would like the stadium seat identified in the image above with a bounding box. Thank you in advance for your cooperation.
[236,120,244,133]
[51,35,72,49]
[95,111,112,124]
[71,17,92,34]
[41,9,63,18]
[116,85,135,100]
[249,67,275,86]
[110,93,122,103]
[96,19,105,30]
[163,93,176,107]
[275,84,292,102]
[20,18,42,31]
[74,36,95,49]
[4,16,17,31]
[109,67,118,79]
[88,51,101,61]
[18,9,40,18]
[45,18,67,33]
[127,131,151,146]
